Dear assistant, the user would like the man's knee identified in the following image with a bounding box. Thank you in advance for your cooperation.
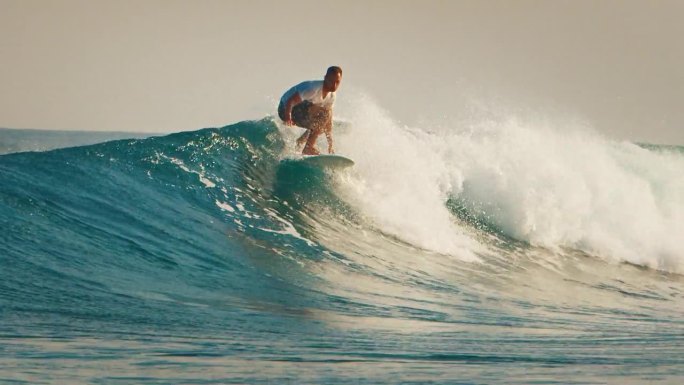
[309,105,331,118]
[309,107,331,128]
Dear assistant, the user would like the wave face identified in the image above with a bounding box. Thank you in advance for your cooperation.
[1,114,684,384]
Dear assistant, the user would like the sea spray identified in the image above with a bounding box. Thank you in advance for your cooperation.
[331,92,684,272]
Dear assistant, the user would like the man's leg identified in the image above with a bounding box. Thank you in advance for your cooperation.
[323,114,334,154]
[296,130,310,149]
[302,128,322,155]
[302,105,331,155]
[291,102,314,152]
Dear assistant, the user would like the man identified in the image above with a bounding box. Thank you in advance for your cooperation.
[278,66,342,155]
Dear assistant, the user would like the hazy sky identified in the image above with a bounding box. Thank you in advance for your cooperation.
[1,0,683,144]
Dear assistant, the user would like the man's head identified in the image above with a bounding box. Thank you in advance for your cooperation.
[323,66,342,92]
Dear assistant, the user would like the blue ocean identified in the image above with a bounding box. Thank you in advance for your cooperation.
[1,109,683,384]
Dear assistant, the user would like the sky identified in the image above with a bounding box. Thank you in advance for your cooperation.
[1,0,683,144]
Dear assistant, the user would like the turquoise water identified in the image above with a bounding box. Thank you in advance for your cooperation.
[1,119,683,384]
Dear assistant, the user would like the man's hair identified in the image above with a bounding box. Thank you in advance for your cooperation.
[326,66,342,76]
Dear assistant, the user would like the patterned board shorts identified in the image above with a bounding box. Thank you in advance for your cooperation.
[278,101,329,129]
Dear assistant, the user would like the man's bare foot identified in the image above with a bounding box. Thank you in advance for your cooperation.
[296,132,310,148]
[302,146,320,155]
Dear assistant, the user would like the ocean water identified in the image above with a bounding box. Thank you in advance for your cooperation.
[1,105,683,384]
[0,128,152,155]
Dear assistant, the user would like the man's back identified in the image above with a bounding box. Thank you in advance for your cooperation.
[279,80,335,108]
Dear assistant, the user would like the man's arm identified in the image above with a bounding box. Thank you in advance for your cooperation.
[283,93,302,126]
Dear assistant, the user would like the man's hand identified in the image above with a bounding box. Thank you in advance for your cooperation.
[284,112,295,126]
[283,93,302,126]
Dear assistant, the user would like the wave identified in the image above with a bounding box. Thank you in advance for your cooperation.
[1,105,683,305]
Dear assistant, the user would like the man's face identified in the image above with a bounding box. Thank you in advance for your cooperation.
[324,72,342,92]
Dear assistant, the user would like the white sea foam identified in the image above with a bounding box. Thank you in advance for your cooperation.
[445,116,684,272]
[215,200,235,213]
[168,156,216,188]
[332,92,684,272]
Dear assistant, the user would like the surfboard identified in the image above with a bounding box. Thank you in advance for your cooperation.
[297,154,354,169]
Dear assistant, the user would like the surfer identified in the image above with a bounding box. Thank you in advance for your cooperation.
[278,66,342,155]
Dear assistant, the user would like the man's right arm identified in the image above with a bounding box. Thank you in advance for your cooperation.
[283,93,302,126]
